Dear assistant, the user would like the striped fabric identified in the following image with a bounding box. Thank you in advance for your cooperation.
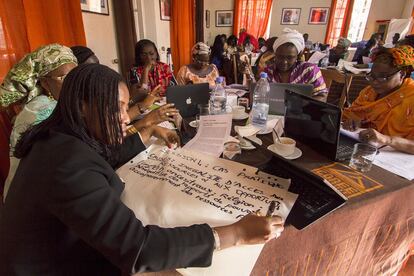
[264,62,328,95]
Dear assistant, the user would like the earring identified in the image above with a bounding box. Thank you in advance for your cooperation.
[47,91,54,100]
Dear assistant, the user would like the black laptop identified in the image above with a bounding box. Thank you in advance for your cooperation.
[284,90,357,161]
[166,83,210,118]
[261,154,347,230]
[249,83,314,115]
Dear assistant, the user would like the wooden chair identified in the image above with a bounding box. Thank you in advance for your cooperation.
[321,68,353,108]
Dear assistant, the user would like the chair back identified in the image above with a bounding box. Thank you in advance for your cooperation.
[321,68,353,108]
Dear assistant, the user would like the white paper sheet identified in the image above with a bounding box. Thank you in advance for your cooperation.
[373,146,414,180]
[117,145,297,276]
[184,114,233,157]
[308,51,327,64]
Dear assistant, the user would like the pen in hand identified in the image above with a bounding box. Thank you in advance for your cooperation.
[266,201,276,217]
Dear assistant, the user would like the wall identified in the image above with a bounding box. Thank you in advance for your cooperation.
[134,0,170,63]
[402,0,414,18]
[363,0,407,39]
[204,0,235,45]
[269,0,331,43]
[81,0,119,72]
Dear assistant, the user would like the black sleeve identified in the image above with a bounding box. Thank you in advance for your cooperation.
[113,133,146,168]
[46,159,214,274]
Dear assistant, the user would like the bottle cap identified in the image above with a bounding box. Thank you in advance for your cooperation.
[260,72,268,79]
[216,76,224,83]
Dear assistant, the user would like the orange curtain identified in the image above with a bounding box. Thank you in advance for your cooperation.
[170,0,195,75]
[23,0,86,51]
[325,0,353,45]
[233,0,273,39]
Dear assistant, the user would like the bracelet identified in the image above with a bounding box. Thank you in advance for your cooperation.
[127,125,138,135]
[211,228,221,251]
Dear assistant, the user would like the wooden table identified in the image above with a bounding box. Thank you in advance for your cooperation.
[138,119,414,276]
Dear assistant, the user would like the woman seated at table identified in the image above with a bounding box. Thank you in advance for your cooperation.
[130,39,173,97]
[226,35,239,58]
[264,28,328,101]
[343,45,414,154]
[0,44,78,200]
[176,42,220,87]
[329,37,352,65]
[210,35,227,71]
[0,63,284,275]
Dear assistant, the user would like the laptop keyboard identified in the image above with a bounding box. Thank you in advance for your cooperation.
[337,144,354,160]
[289,183,332,215]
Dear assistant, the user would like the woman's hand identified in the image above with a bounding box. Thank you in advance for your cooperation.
[138,85,163,111]
[152,126,181,148]
[214,214,284,249]
[359,128,390,145]
[144,60,157,72]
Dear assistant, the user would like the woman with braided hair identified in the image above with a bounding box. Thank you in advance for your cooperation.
[343,45,414,154]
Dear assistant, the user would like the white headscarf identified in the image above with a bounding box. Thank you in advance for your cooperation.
[273,28,305,53]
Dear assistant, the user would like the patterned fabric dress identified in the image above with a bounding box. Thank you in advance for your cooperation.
[264,61,328,96]
[129,62,173,96]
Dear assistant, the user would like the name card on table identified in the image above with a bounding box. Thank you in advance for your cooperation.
[117,145,298,276]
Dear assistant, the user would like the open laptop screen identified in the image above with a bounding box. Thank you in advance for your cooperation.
[284,90,341,160]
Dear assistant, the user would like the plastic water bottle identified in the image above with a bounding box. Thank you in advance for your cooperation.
[210,76,227,114]
[251,72,270,127]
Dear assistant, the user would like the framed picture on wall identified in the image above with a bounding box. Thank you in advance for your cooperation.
[216,10,233,27]
[281,8,301,25]
[80,0,109,15]
[308,7,329,25]
[159,0,171,21]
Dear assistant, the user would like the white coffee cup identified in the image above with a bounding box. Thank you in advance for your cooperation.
[232,105,245,116]
[273,137,296,156]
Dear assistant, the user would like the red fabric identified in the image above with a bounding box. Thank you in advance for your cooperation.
[130,62,173,96]
[233,0,273,41]
[237,31,259,50]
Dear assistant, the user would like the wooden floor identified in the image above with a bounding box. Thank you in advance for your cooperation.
[399,257,414,276]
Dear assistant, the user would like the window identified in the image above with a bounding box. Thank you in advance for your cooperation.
[347,0,372,42]
[326,0,351,46]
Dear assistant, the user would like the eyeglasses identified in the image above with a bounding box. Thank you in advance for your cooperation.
[275,54,297,62]
[43,74,68,82]
[365,70,401,82]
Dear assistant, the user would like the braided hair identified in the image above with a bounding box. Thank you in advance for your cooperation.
[15,63,124,163]
[134,39,160,66]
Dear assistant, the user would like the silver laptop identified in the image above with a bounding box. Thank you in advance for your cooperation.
[250,83,314,115]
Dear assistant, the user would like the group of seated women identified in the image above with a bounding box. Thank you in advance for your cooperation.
[1,25,414,274]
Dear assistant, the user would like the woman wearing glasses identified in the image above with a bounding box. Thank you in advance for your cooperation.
[343,45,414,154]
[0,44,78,200]
[263,28,328,101]
[176,42,220,87]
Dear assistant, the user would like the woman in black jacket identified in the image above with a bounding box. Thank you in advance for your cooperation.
[0,64,283,276]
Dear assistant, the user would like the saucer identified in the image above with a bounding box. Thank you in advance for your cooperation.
[267,145,302,160]
[239,137,256,150]
[189,120,198,128]
[232,112,249,120]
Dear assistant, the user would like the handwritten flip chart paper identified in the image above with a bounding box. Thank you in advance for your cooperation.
[117,145,297,276]
[183,114,232,157]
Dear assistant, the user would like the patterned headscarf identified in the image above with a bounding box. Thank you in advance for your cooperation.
[337,37,352,48]
[0,44,77,107]
[388,45,414,68]
[191,42,211,56]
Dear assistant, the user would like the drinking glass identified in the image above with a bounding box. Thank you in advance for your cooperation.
[349,143,377,172]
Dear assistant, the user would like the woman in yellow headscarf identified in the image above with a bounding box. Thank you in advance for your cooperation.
[343,45,414,154]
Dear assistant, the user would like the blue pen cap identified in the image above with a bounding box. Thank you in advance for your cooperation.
[260,72,268,79]
[216,76,224,83]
